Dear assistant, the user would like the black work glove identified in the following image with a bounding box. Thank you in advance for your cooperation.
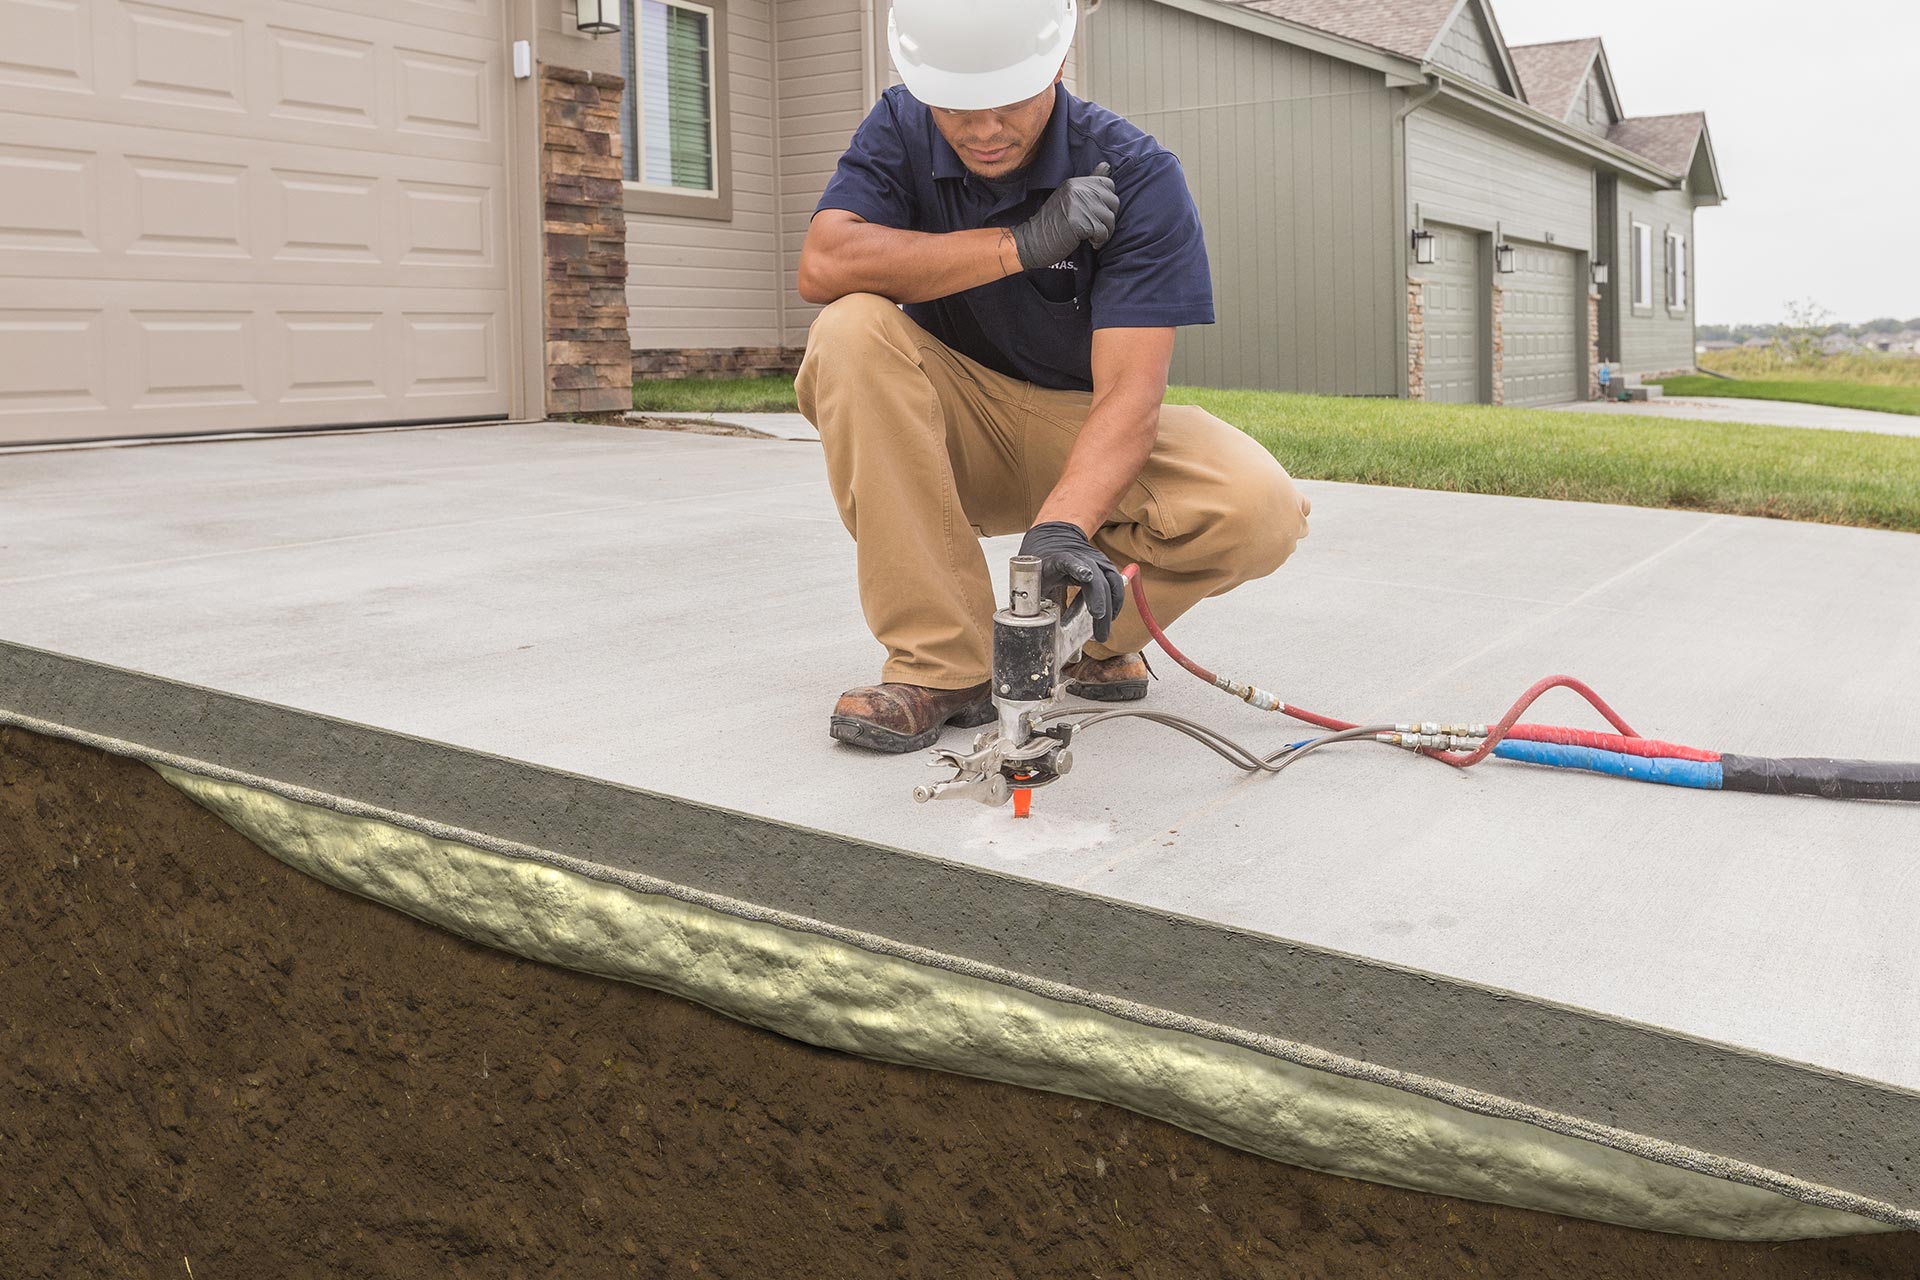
[1011,162,1118,271]
[1018,521,1127,645]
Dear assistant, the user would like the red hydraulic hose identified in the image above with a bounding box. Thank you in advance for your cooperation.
[1504,724,1719,763]
[1121,564,1645,769]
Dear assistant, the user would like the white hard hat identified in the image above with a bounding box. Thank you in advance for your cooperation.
[888,0,1077,111]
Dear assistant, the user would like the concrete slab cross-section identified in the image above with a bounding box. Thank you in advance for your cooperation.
[4,422,1918,1235]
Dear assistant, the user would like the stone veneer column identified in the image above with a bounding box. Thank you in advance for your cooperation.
[1488,282,1506,407]
[1587,291,1602,400]
[540,67,632,417]
[1406,279,1427,401]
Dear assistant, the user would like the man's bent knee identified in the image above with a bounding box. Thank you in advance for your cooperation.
[804,292,909,361]
[1218,459,1310,583]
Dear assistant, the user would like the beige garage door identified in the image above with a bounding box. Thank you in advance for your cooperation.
[0,0,515,445]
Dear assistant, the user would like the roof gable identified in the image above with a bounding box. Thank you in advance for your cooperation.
[1230,0,1520,95]
[1510,39,1598,120]
[1607,111,1724,199]
[1608,113,1704,175]
[1428,0,1518,95]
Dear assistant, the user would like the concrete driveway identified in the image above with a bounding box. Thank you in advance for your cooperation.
[1544,393,1920,437]
[4,421,1918,1225]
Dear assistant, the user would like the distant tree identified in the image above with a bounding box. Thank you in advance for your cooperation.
[1775,298,1831,365]
[1860,316,1904,336]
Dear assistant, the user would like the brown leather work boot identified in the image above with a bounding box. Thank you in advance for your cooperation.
[1063,652,1151,702]
[829,680,995,754]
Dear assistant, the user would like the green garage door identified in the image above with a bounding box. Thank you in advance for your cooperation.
[1503,244,1583,407]
[1423,226,1483,404]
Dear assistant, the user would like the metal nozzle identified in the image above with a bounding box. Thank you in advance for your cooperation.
[1008,555,1044,618]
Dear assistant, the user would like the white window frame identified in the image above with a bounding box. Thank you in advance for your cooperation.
[625,0,721,200]
[1631,221,1652,311]
[1669,233,1688,311]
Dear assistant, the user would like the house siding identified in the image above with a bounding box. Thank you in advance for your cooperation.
[1430,5,1507,93]
[625,0,784,351]
[775,0,875,347]
[1083,0,1400,395]
[1615,178,1695,375]
[1407,103,1593,252]
[1571,72,1613,139]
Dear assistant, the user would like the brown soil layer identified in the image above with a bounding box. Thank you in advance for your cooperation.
[3,724,1915,1279]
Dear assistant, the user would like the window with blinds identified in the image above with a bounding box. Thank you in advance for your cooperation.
[620,0,716,194]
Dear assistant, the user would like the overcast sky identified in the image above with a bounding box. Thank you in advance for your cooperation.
[1495,0,1918,326]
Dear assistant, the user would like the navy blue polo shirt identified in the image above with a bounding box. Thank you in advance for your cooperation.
[814,83,1213,393]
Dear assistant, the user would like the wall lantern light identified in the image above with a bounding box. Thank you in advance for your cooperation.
[1592,261,1610,287]
[576,0,620,35]
[1412,228,1437,266]
[1495,241,1516,274]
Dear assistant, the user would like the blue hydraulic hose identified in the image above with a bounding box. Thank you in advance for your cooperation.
[1493,739,1725,790]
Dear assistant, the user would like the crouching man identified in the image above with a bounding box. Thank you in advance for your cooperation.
[798,0,1311,754]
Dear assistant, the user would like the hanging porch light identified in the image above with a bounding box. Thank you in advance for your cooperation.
[576,0,620,35]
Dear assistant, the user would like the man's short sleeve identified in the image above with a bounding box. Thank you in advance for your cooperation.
[1088,152,1214,330]
[815,96,918,230]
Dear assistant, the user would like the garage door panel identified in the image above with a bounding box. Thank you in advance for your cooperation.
[2,278,510,426]
[0,14,503,160]
[0,306,109,416]
[292,0,504,39]
[120,0,248,115]
[0,0,91,94]
[0,0,512,443]
[0,115,506,285]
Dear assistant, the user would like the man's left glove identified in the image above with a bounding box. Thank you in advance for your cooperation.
[1018,522,1127,645]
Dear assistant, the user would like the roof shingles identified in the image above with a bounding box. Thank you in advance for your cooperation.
[1606,113,1706,175]
[1219,1,1709,179]
[1225,0,1462,62]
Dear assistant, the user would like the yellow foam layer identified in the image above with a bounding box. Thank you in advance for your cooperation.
[156,764,1892,1241]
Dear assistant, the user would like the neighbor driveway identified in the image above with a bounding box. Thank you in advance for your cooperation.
[1543,393,1920,437]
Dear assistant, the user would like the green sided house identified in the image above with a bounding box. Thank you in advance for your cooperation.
[1079,0,1725,403]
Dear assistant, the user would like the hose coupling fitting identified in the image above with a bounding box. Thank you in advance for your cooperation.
[1394,722,1488,738]
[1377,731,1484,752]
[1216,677,1282,712]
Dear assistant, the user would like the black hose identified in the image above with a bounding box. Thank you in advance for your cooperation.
[1720,755,1920,803]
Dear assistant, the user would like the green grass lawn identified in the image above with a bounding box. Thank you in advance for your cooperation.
[1651,375,1920,418]
[632,375,806,414]
[632,375,1920,533]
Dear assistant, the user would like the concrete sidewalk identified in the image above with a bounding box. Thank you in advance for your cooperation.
[4,420,1918,1225]
[1545,393,1920,437]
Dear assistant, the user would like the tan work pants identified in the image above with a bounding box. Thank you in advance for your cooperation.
[796,293,1311,689]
